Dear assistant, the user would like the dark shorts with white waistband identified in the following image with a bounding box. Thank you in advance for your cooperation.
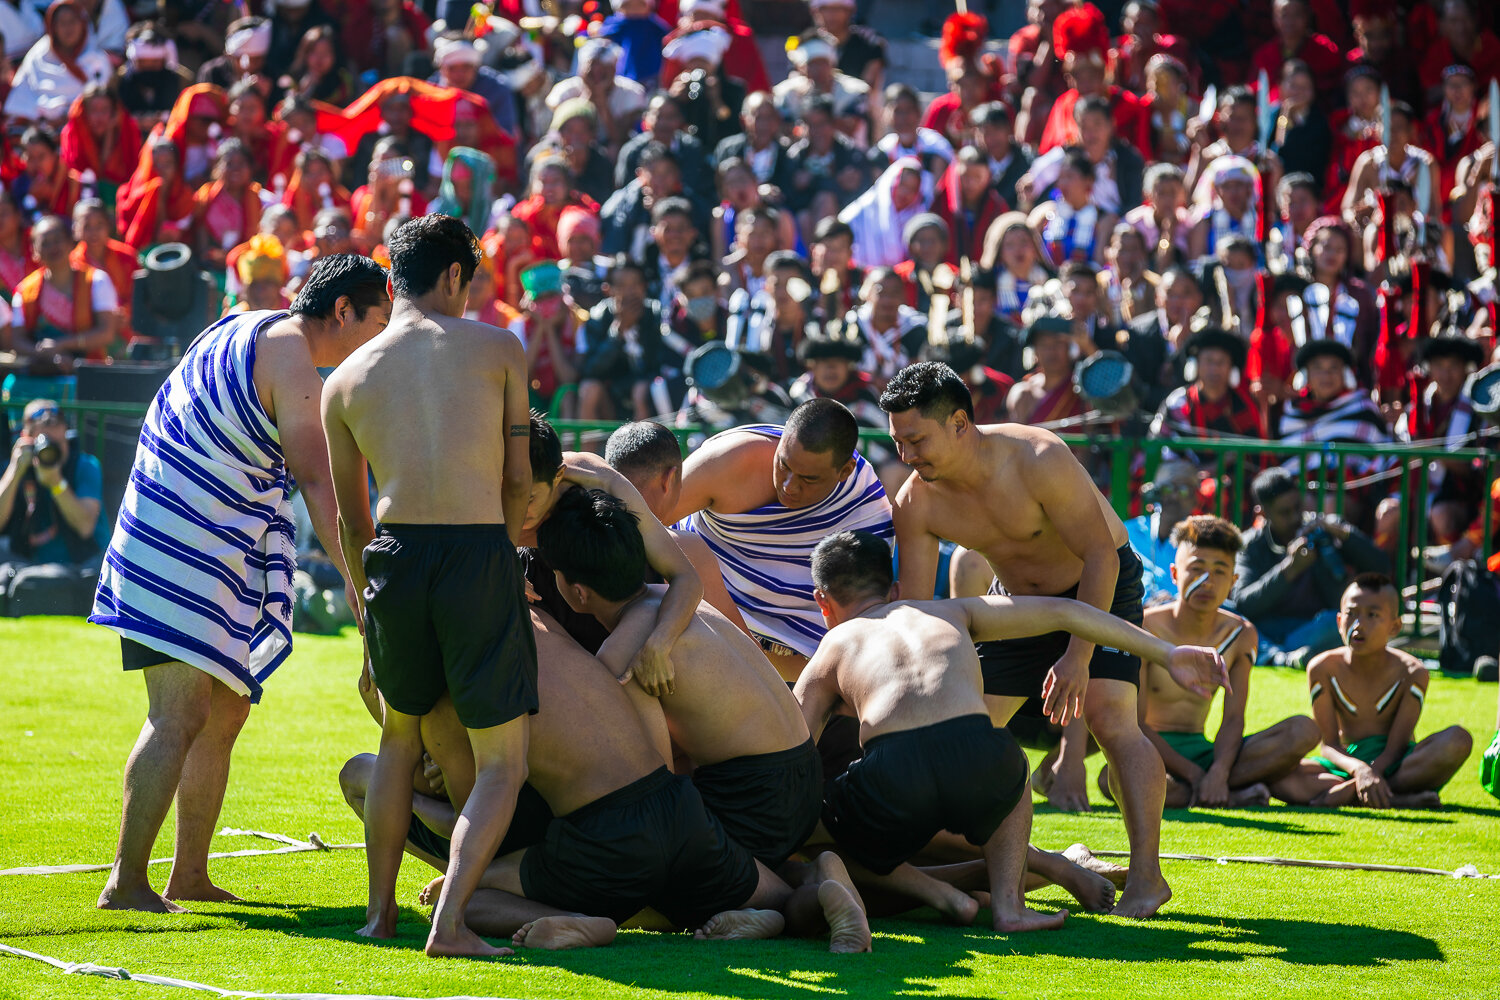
[975,543,1145,698]
[693,739,823,868]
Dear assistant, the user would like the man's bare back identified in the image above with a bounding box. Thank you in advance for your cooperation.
[598,585,808,764]
[894,423,1128,597]
[326,309,528,525]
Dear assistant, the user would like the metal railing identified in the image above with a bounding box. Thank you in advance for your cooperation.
[41,402,1496,639]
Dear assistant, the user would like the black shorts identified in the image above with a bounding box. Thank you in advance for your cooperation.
[822,715,1029,876]
[976,543,1146,697]
[519,767,760,928]
[121,637,173,671]
[693,740,823,869]
[405,782,555,864]
[363,524,538,730]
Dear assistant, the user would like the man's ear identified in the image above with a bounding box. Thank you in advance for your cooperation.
[813,588,833,617]
[1169,563,1179,584]
[888,581,900,603]
[448,262,463,296]
[837,457,856,482]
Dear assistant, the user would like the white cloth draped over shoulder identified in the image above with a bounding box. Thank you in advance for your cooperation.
[91,310,297,702]
[838,156,933,269]
[676,424,894,657]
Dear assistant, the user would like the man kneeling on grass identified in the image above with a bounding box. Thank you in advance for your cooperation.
[1275,574,1473,809]
[793,530,1227,928]
[1100,516,1321,808]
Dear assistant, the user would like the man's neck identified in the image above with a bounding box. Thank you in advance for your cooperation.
[1198,382,1228,403]
[1170,596,1219,639]
[595,586,651,631]
[287,314,340,368]
[839,594,888,624]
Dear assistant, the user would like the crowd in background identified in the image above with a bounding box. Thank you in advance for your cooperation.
[2,0,1500,641]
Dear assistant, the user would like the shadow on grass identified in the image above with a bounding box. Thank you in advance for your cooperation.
[1161,809,1341,835]
[210,904,1445,999]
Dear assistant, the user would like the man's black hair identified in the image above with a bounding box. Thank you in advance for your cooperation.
[879,361,977,422]
[1252,466,1299,508]
[813,216,854,244]
[21,123,58,151]
[970,100,1012,128]
[606,253,647,285]
[530,410,563,483]
[884,82,919,106]
[536,487,646,601]
[1073,95,1112,124]
[290,253,390,319]
[1221,85,1255,111]
[214,137,250,167]
[812,530,894,604]
[1062,147,1096,181]
[784,397,859,466]
[801,92,836,121]
[1346,571,1399,612]
[386,213,481,299]
[605,420,682,480]
[1278,171,1318,197]
[638,141,680,170]
[651,196,694,226]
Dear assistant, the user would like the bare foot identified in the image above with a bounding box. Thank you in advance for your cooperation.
[818,881,872,954]
[1228,783,1272,808]
[993,905,1068,933]
[1062,843,1129,890]
[164,880,243,903]
[934,882,981,925]
[968,890,991,909]
[1391,790,1443,809]
[1112,876,1172,919]
[426,923,513,957]
[97,883,189,914]
[1047,765,1091,813]
[814,852,866,913]
[1046,854,1116,913]
[1030,749,1058,798]
[513,915,617,950]
[693,909,786,941]
[357,914,396,939]
[418,875,445,906]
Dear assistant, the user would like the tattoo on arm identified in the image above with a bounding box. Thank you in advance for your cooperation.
[509,424,528,436]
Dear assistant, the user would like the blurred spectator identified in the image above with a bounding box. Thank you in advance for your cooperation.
[894,213,954,313]
[1124,457,1202,605]
[69,198,132,338]
[280,25,355,109]
[871,83,953,176]
[265,0,336,81]
[547,38,647,152]
[838,157,930,269]
[1233,466,1390,665]
[4,0,110,126]
[192,139,263,274]
[429,146,497,235]
[1029,148,1115,267]
[597,0,671,88]
[0,399,109,616]
[1008,315,1085,424]
[350,137,427,251]
[1024,95,1145,216]
[578,257,674,420]
[981,211,1048,329]
[1152,326,1264,438]
[115,23,187,120]
[774,29,869,130]
[0,190,36,304]
[849,266,927,387]
[540,99,614,207]
[811,0,885,98]
[14,124,81,226]
[621,94,711,196]
[224,233,290,315]
[933,145,1006,268]
[1250,0,1345,99]
[11,214,115,359]
[198,17,270,96]
[788,93,867,231]
[511,155,600,261]
[59,84,141,212]
[428,33,515,135]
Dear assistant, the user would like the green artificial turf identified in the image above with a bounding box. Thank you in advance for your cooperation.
[1,617,1498,999]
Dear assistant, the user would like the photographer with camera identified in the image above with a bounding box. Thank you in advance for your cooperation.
[0,398,108,615]
[1231,467,1390,667]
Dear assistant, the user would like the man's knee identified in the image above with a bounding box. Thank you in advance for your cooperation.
[340,753,376,808]
[1434,725,1474,764]
[1082,681,1142,745]
[1281,715,1321,755]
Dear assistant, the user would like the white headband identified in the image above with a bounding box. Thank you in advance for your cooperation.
[225,22,271,58]
[126,37,178,69]
[681,0,728,17]
[663,26,730,65]
[790,38,835,65]
[435,37,481,68]
[577,36,621,68]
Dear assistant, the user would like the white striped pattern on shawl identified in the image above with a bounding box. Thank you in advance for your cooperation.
[677,425,894,657]
[1276,389,1393,479]
[89,310,296,702]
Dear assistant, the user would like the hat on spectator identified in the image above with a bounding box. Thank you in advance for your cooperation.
[1418,335,1485,368]
[939,11,988,69]
[231,234,288,286]
[435,37,482,68]
[225,19,272,59]
[903,213,949,248]
[1184,326,1248,370]
[788,30,837,66]
[550,97,597,133]
[1294,339,1355,371]
[797,332,865,363]
[1024,315,1073,347]
[664,26,731,66]
[1052,3,1109,67]
[681,0,729,18]
[578,37,622,68]
[1443,64,1477,82]
[557,205,601,249]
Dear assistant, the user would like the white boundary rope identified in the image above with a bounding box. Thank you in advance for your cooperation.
[0,829,364,877]
[0,942,522,1000]
[1091,850,1500,879]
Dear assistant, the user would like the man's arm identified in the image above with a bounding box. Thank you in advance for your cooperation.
[596,627,675,769]
[961,595,1229,697]
[1200,628,1256,805]
[1306,658,1386,804]
[500,335,532,546]
[663,431,747,525]
[674,529,752,636]
[561,453,702,696]
[892,481,941,600]
[30,452,101,540]
[319,373,374,621]
[1028,439,1122,723]
[1231,533,1307,619]
[1371,663,1427,777]
[791,645,844,743]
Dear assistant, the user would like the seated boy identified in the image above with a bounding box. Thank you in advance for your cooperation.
[1277,574,1473,809]
[1103,516,1320,808]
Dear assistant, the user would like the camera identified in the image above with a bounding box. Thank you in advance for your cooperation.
[31,432,62,468]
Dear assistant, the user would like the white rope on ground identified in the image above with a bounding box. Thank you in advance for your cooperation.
[1090,850,1500,879]
[0,942,522,1000]
[0,829,364,877]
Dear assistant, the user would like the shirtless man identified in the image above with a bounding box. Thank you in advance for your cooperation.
[322,214,535,957]
[605,419,751,635]
[1107,516,1320,808]
[795,531,1226,930]
[537,486,872,952]
[665,398,893,682]
[1276,574,1473,808]
[882,361,1205,918]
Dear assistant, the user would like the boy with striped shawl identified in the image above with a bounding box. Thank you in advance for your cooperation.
[91,254,392,914]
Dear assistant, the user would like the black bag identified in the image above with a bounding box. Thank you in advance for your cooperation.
[1437,558,1500,675]
[0,561,97,617]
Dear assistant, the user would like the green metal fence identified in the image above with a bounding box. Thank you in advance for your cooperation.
[46,402,1496,637]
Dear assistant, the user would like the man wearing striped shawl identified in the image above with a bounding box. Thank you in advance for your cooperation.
[91,254,392,914]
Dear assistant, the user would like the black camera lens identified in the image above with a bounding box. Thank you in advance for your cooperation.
[32,432,62,468]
